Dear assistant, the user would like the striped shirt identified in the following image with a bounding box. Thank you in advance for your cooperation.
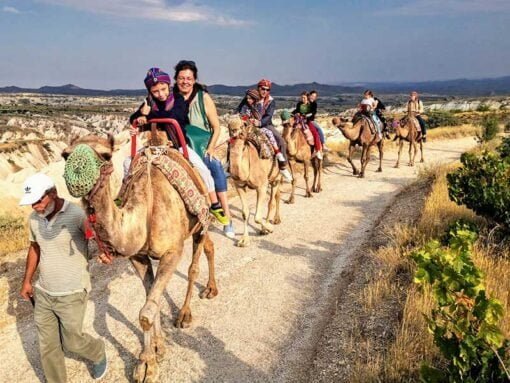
[28,200,91,296]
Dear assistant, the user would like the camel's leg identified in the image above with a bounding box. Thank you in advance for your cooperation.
[360,145,370,178]
[139,248,183,332]
[395,139,403,168]
[236,185,251,247]
[408,141,413,166]
[420,141,424,163]
[312,158,322,192]
[410,141,417,166]
[274,182,282,224]
[199,233,218,299]
[376,141,383,172]
[267,181,281,225]
[152,311,165,362]
[303,159,313,197]
[286,160,297,204]
[130,255,160,383]
[348,143,359,175]
[175,233,204,328]
[260,182,274,234]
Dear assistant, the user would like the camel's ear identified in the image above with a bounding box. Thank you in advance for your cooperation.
[62,146,72,160]
[107,133,116,152]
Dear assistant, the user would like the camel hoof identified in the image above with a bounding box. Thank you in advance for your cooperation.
[376,168,382,173]
[305,192,313,198]
[394,164,399,168]
[199,285,218,299]
[133,359,159,383]
[353,171,359,176]
[152,337,166,362]
[260,223,273,235]
[420,159,425,163]
[254,216,262,225]
[358,174,365,179]
[285,198,295,204]
[272,217,281,225]
[175,308,192,329]
[236,237,250,247]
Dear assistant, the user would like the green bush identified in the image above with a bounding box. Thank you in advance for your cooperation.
[426,111,460,129]
[477,104,491,112]
[413,223,510,382]
[447,137,510,228]
[477,115,500,143]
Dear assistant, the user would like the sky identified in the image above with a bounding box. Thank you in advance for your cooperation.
[0,0,509,89]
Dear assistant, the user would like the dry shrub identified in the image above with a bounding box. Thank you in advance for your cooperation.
[0,215,28,257]
[427,124,480,141]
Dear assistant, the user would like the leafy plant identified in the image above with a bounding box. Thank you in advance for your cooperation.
[413,223,510,382]
[477,104,491,112]
[447,137,510,229]
[476,114,500,143]
[426,111,460,129]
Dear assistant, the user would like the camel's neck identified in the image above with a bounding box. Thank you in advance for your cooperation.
[88,168,147,256]
[283,125,297,156]
[338,122,361,141]
[229,139,251,182]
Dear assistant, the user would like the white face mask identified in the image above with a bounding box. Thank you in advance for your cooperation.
[38,200,56,218]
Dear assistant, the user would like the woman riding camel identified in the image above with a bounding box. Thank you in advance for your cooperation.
[129,67,229,225]
[292,91,323,159]
[172,60,234,238]
[236,79,293,183]
[407,91,427,142]
[359,89,383,139]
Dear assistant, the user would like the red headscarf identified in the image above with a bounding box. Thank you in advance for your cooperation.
[257,79,272,89]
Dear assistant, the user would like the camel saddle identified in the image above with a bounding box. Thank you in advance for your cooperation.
[246,130,274,159]
[400,116,422,133]
[119,127,211,230]
[353,113,377,136]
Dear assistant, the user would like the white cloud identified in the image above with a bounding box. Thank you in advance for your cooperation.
[35,0,249,26]
[3,6,21,14]
[377,0,510,16]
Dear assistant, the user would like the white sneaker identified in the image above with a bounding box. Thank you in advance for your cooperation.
[315,151,323,160]
[280,168,293,183]
[275,152,285,162]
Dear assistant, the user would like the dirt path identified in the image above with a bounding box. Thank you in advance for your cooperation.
[0,137,476,383]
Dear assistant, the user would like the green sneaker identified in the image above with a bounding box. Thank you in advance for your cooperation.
[210,206,230,225]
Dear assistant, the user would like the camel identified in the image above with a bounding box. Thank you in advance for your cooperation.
[228,117,282,247]
[282,115,322,203]
[392,114,424,167]
[332,115,384,178]
[62,134,218,383]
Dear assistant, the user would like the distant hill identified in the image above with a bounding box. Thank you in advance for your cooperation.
[1,76,510,97]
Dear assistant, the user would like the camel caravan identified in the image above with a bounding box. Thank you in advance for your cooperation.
[20,63,428,383]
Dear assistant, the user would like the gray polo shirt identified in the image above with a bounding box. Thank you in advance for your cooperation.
[29,200,91,296]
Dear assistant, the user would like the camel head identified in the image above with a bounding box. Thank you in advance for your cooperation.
[62,134,115,198]
[227,116,253,140]
[332,116,352,129]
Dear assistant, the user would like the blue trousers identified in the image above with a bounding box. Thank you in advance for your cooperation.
[203,156,228,193]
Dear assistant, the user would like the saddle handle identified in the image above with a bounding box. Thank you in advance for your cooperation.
[131,118,189,160]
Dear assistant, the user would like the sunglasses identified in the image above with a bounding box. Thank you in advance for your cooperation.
[259,87,270,91]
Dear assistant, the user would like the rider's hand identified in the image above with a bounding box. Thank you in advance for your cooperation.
[205,147,217,160]
[135,116,147,126]
[20,280,33,301]
[97,252,113,265]
[140,99,151,116]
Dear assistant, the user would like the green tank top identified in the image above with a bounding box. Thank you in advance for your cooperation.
[186,89,211,157]
[299,103,311,115]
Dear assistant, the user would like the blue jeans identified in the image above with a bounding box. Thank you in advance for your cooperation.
[312,122,325,144]
[203,156,227,193]
[416,115,427,136]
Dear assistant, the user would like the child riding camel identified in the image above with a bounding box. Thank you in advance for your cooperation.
[292,91,323,159]
[238,88,293,182]
[128,67,229,225]
[359,90,383,139]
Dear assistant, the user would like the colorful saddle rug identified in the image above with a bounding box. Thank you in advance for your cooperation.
[120,147,210,230]
[246,129,275,159]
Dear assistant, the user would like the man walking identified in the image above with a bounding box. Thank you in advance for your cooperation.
[19,173,107,382]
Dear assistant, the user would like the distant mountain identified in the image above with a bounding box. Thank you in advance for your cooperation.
[1,76,510,97]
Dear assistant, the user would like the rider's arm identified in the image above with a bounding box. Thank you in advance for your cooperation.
[260,100,275,128]
[291,102,301,115]
[309,102,317,120]
[203,92,221,151]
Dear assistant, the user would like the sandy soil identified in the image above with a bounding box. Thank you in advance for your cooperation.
[0,136,477,383]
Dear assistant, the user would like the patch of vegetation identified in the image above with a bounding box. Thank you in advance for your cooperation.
[0,215,28,257]
[448,137,510,228]
[477,104,491,112]
[426,111,460,129]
